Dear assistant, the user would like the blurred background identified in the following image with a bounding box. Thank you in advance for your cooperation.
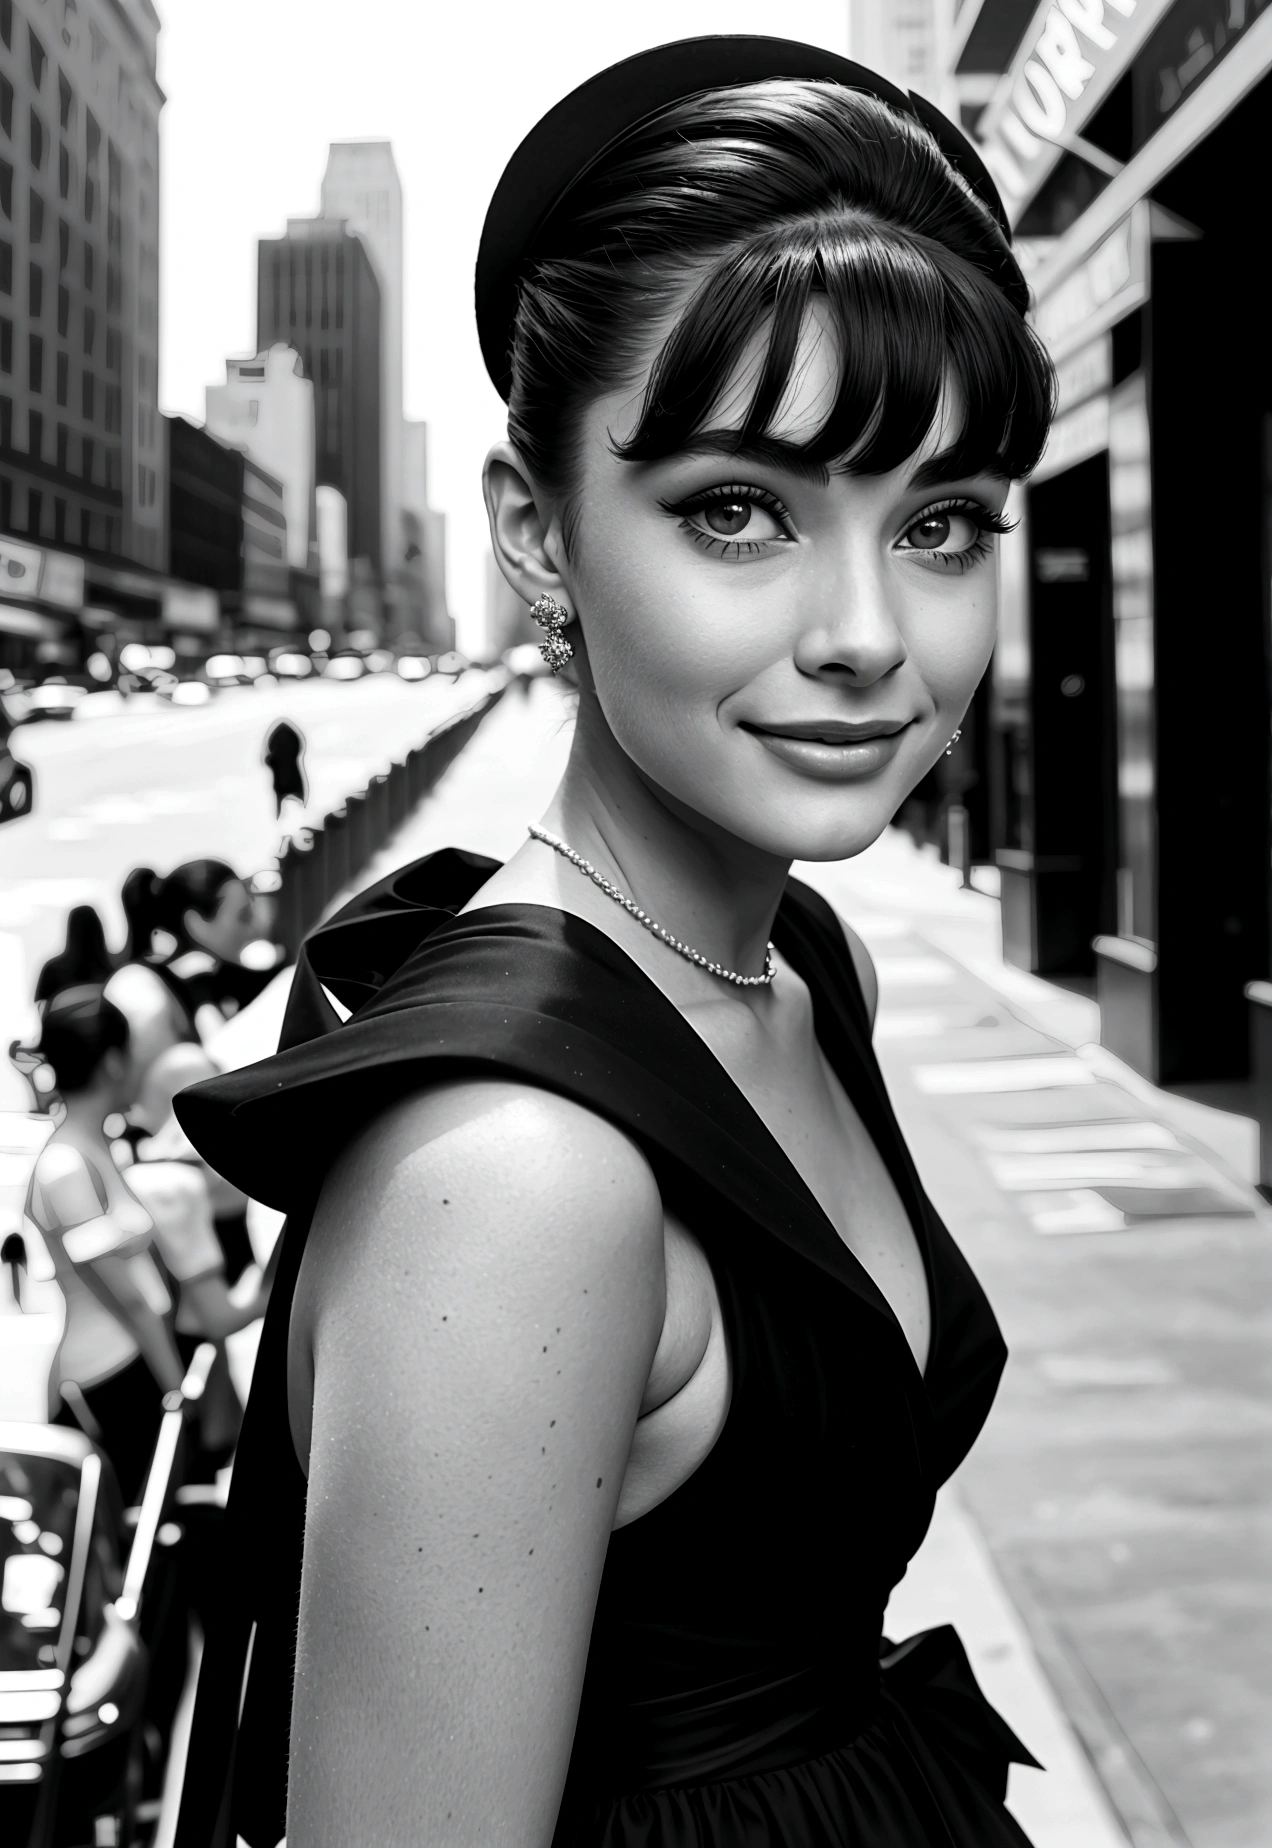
[2,3,1271,1846]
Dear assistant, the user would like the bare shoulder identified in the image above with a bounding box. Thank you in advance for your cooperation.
[287,1078,667,1842]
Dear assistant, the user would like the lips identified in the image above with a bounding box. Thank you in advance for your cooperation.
[742,718,912,744]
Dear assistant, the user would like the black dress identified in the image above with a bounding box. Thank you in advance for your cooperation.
[173,848,1039,1848]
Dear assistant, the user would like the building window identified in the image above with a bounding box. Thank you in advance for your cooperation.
[59,141,70,201]
[86,110,99,164]
[83,243,93,290]
[82,437,93,482]
[0,476,10,529]
[27,262,41,316]
[56,422,68,471]
[29,109,45,172]
[59,219,69,270]
[28,333,43,394]
[81,371,93,419]
[0,159,11,220]
[28,24,47,89]
[56,350,67,404]
[0,0,10,51]
[28,488,42,535]
[105,445,119,491]
[83,305,94,355]
[0,75,12,140]
[0,394,10,447]
[54,496,66,541]
[79,506,91,548]
[28,188,43,244]
[28,410,43,460]
[105,326,118,372]
[103,382,119,433]
[58,73,73,133]
[106,261,118,312]
[0,318,10,373]
[57,282,68,335]
[0,239,9,295]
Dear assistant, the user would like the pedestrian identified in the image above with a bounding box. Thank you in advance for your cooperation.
[173,40,1053,1848]
[115,860,275,1046]
[17,987,185,1506]
[34,904,115,1006]
[263,719,307,820]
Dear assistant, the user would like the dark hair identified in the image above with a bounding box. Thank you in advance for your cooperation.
[507,82,1053,526]
[33,986,129,1094]
[34,905,114,1004]
[122,859,239,961]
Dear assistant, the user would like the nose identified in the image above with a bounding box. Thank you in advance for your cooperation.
[792,555,908,687]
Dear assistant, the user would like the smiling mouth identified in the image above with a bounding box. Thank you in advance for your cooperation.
[742,719,912,744]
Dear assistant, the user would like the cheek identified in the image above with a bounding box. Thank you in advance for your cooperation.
[901,574,998,703]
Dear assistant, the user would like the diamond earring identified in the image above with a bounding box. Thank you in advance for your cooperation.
[944,727,963,756]
[530,594,574,673]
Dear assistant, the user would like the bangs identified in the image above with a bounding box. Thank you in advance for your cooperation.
[614,212,1054,481]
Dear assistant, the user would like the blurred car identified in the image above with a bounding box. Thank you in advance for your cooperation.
[321,650,366,682]
[364,650,395,675]
[268,650,312,680]
[435,651,469,677]
[162,680,213,708]
[1,703,34,823]
[0,1346,217,1847]
[203,654,254,690]
[396,655,432,683]
[240,657,269,682]
[17,683,86,723]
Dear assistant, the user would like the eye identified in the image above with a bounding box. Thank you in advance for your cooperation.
[902,510,981,553]
[660,483,794,557]
[896,498,1012,572]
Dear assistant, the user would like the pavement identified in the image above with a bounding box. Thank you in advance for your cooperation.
[8,676,1268,1846]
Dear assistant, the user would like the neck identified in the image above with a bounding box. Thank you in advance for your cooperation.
[543,695,789,985]
[59,1088,114,1144]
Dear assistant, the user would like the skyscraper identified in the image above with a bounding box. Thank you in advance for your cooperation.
[205,343,315,572]
[257,217,382,583]
[320,141,402,582]
[0,0,165,662]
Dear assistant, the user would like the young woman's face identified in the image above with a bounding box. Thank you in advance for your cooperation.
[558,298,1006,864]
[185,878,256,963]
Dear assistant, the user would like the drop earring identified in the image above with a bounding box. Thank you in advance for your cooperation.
[530,594,574,673]
[945,727,963,756]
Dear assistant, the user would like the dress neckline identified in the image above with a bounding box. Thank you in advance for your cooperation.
[450,893,939,1393]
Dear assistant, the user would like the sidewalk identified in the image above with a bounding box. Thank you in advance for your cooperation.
[209,681,1268,1847]
[802,837,1272,1848]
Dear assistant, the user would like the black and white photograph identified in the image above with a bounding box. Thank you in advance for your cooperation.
[1,3,1269,1845]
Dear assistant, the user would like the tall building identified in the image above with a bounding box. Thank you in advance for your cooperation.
[397,416,451,652]
[0,0,165,666]
[205,343,315,572]
[319,141,402,580]
[935,2,1272,1098]
[257,217,382,590]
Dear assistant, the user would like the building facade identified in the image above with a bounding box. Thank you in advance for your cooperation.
[320,141,402,581]
[945,0,1272,1088]
[0,0,164,666]
[205,343,315,573]
[257,217,382,603]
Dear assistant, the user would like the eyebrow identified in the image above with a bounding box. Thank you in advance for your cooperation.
[667,431,832,486]
[907,445,1010,491]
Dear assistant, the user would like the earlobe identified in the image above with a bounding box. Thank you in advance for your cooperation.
[483,441,570,611]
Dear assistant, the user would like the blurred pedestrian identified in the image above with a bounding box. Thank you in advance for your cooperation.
[0,700,33,824]
[133,1043,261,1284]
[17,988,185,1504]
[34,904,115,1005]
[264,719,307,820]
[117,860,276,1042]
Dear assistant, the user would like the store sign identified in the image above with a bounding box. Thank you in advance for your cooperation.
[0,535,86,610]
[1133,0,1272,140]
[161,584,219,632]
[244,595,298,630]
[1033,205,1149,362]
[977,0,1175,221]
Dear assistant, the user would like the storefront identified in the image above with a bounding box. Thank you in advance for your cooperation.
[984,0,1272,1084]
[0,534,88,678]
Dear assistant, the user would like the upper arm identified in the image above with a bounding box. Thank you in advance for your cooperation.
[124,1163,223,1283]
[840,921,878,1028]
[33,1147,129,1265]
[289,1078,666,1848]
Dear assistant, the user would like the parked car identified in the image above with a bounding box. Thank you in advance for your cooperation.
[321,651,365,682]
[0,1346,218,1847]
[268,650,312,680]
[396,655,432,683]
[17,683,86,724]
[203,655,254,690]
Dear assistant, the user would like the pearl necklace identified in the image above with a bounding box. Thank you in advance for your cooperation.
[528,825,777,988]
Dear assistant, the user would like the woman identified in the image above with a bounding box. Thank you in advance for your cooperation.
[118,859,276,1044]
[33,904,115,1005]
[21,987,186,1505]
[175,39,1053,1848]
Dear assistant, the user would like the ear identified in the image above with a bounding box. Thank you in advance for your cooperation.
[482,441,572,612]
[183,907,212,951]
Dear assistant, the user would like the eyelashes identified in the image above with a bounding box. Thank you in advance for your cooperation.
[658,482,1013,569]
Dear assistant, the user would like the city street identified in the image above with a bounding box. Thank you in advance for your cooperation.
[0,670,495,1101]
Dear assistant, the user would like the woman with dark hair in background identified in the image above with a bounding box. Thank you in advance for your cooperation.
[20,987,185,1505]
[116,859,273,1045]
[33,903,116,1006]
[175,39,1054,1848]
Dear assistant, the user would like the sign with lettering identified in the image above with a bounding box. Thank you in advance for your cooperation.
[161,584,219,631]
[1032,204,1149,363]
[976,0,1175,221]
[0,535,86,609]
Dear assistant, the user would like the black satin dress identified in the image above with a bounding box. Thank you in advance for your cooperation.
[172,848,1039,1848]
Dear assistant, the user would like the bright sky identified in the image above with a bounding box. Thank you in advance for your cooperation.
[158,1,849,653]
